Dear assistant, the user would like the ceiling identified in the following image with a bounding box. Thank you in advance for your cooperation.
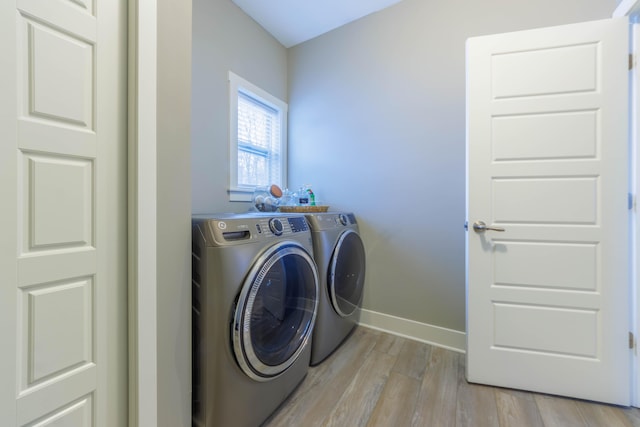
[231,0,405,48]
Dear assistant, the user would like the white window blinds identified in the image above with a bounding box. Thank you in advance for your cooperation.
[237,91,281,187]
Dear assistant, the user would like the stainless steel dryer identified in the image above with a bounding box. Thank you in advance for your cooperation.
[191,213,319,427]
[306,212,366,365]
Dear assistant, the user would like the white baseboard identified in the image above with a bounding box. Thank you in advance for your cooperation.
[358,308,466,353]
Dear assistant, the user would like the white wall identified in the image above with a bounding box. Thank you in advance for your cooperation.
[287,0,617,337]
[191,0,288,214]
[157,0,192,425]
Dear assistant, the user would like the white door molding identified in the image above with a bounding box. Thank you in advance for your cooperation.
[614,0,640,20]
[128,0,158,426]
[631,21,640,409]
[613,1,640,408]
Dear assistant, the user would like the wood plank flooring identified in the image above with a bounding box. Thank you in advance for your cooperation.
[263,326,640,427]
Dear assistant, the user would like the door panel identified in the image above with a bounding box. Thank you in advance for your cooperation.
[466,18,630,405]
[25,20,93,126]
[1,0,127,424]
[491,43,598,98]
[492,177,598,224]
[492,111,598,161]
[24,154,93,248]
[493,241,597,290]
[23,279,92,382]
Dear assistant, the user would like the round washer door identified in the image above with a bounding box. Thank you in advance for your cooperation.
[233,241,319,381]
[329,229,366,317]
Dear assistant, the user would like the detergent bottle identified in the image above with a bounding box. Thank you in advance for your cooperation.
[307,186,316,206]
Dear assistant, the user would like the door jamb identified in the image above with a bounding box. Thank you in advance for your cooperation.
[614,0,640,408]
[631,21,639,409]
[128,0,158,425]
[632,20,640,409]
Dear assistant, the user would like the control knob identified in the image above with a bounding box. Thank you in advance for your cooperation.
[269,218,284,236]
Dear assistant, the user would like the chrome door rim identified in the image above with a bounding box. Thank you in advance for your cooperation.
[232,241,319,382]
[329,229,365,317]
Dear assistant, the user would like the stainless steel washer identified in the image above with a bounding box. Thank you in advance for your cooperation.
[306,212,366,365]
[192,213,318,427]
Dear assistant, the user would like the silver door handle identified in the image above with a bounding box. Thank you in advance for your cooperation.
[472,221,505,232]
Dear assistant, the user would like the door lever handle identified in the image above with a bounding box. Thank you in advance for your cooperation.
[472,220,505,233]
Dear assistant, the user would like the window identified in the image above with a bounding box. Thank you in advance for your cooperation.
[229,72,287,201]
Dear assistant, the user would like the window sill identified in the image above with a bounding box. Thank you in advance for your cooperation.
[229,188,253,202]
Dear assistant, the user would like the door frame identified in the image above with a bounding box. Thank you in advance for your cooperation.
[129,0,159,425]
[634,21,640,410]
[614,1,640,408]
[633,22,640,409]
[129,1,191,425]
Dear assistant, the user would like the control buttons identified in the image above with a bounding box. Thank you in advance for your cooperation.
[338,214,348,226]
[269,218,284,236]
[288,217,309,232]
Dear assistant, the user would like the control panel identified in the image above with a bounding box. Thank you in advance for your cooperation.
[253,216,309,236]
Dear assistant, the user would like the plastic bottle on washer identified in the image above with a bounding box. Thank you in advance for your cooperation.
[298,186,309,206]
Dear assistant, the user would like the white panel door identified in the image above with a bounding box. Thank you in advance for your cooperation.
[466,18,630,405]
[0,0,127,425]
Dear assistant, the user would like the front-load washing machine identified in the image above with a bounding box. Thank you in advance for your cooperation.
[191,213,319,427]
[306,212,366,365]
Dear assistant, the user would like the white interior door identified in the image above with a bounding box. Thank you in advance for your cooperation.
[466,17,631,405]
[0,0,128,425]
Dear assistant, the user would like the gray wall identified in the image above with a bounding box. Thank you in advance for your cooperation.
[287,0,617,333]
[157,0,192,425]
[191,0,288,214]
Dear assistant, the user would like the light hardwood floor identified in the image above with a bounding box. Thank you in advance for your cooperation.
[263,326,640,427]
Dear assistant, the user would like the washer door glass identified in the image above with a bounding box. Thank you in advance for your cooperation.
[233,242,318,381]
[330,229,366,317]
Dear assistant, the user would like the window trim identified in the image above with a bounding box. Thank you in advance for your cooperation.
[228,71,288,202]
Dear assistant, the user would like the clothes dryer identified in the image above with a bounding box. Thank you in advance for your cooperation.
[192,213,319,427]
[306,212,366,365]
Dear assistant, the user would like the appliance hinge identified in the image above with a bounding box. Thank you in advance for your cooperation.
[630,54,635,70]
[629,193,636,211]
[630,332,635,349]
